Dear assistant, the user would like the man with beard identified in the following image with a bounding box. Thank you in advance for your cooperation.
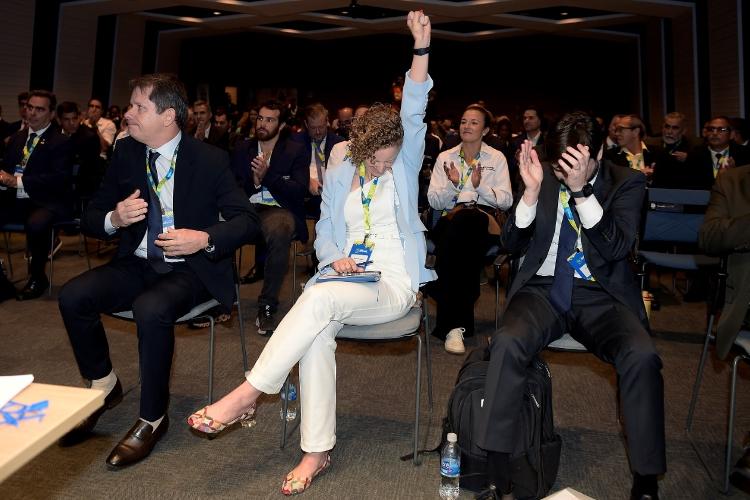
[650,112,693,188]
[232,99,309,335]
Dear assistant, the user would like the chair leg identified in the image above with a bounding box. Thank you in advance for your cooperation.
[4,232,13,279]
[48,228,55,297]
[413,334,422,465]
[725,355,748,494]
[686,314,716,432]
[280,375,290,449]
[495,268,500,332]
[291,241,298,303]
[235,283,249,373]
[208,316,216,404]
[422,306,433,409]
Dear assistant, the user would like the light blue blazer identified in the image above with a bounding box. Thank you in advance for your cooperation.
[309,71,437,293]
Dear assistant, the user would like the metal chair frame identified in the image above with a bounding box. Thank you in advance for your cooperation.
[279,302,433,466]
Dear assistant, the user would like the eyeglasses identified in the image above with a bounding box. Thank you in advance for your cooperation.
[614,126,637,133]
[704,126,731,133]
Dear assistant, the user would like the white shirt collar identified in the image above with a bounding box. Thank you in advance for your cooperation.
[28,122,51,138]
[151,131,182,159]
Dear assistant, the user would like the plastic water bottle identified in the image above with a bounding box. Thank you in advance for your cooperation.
[280,380,298,421]
[439,432,461,499]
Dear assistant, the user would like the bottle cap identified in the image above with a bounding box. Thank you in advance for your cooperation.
[447,432,457,443]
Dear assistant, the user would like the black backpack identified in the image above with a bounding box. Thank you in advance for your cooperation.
[445,346,562,499]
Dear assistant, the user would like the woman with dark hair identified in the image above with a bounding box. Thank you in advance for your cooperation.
[427,104,513,354]
[186,11,435,495]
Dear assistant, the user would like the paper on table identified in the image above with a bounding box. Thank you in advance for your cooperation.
[0,374,34,409]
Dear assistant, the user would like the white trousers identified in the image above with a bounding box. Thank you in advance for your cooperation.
[246,278,415,452]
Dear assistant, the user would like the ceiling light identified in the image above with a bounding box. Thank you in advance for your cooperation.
[213,11,222,15]
[560,11,568,16]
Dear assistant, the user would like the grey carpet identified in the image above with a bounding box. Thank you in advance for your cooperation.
[1,233,749,499]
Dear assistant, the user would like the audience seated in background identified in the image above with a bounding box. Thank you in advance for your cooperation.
[57,101,104,201]
[605,114,625,151]
[427,103,512,354]
[730,117,749,147]
[231,99,309,335]
[57,73,258,469]
[479,112,664,500]
[698,161,750,495]
[186,14,434,496]
[291,103,344,219]
[0,89,73,300]
[606,114,661,180]
[684,116,750,190]
[333,106,353,139]
[192,100,229,151]
[649,111,692,188]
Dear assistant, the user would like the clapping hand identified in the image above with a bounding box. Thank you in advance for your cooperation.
[443,161,460,186]
[471,163,482,188]
[519,140,544,205]
[251,153,269,186]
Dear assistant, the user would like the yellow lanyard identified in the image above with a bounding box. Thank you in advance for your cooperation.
[20,135,41,168]
[145,148,178,198]
[559,186,580,235]
[358,162,379,236]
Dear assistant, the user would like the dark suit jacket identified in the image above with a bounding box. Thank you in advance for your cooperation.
[204,125,229,151]
[231,135,310,242]
[68,125,104,199]
[1,125,73,216]
[683,143,750,190]
[290,129,344,167]
[83,134,259,308]
[698,164,750,359]
[501,160,648,327]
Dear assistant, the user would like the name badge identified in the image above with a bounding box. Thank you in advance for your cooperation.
[567,250,594,281]
[162,212,176,233]
[348,241,374,269]
[261,187,275,203]
[14,166,23,175]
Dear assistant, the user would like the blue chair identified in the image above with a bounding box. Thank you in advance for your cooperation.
[637,188,719,292]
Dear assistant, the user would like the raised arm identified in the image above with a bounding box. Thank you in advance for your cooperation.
[407,10,430,84]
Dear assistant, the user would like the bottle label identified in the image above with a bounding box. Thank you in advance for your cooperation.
[440,457,460,477]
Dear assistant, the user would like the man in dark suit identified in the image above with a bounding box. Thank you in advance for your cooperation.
[683,116,750,190]
[605,114,663,182]
[193,100,229,151]
[291,103,344,219]
[699,162,750,493]
[648,112,693,188]
[477,112,665,499]
[232,99,309,335]
[57,74,258,468]
[57,101,104,201]
[0,90,73,300]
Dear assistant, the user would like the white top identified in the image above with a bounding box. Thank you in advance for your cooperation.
[428,142,512,211]
[342,170,409,286]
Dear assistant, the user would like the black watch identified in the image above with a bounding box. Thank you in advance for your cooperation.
[204,235,216,254]
[570,183,594,198]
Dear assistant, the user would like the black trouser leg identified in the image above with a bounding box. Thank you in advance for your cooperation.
[131,265,210,420]
[570,285,667,475]
[256,206,295,310]
[59,257,149,381]
[432,208,490,339]
[476,284,564,452]
[25,204,57,278]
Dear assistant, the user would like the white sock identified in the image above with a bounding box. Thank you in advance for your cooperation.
[90,370,117,395]
[140,415,164,431]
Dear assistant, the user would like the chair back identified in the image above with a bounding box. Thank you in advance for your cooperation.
[641,188,711,244]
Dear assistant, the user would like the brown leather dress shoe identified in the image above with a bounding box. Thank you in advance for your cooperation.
[106,415,169,469]
[59,379,123,447]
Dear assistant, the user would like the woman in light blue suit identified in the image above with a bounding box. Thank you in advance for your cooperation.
[187,11,435,496]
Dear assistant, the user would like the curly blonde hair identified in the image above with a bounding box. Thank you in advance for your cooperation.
[347,103,403,166]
